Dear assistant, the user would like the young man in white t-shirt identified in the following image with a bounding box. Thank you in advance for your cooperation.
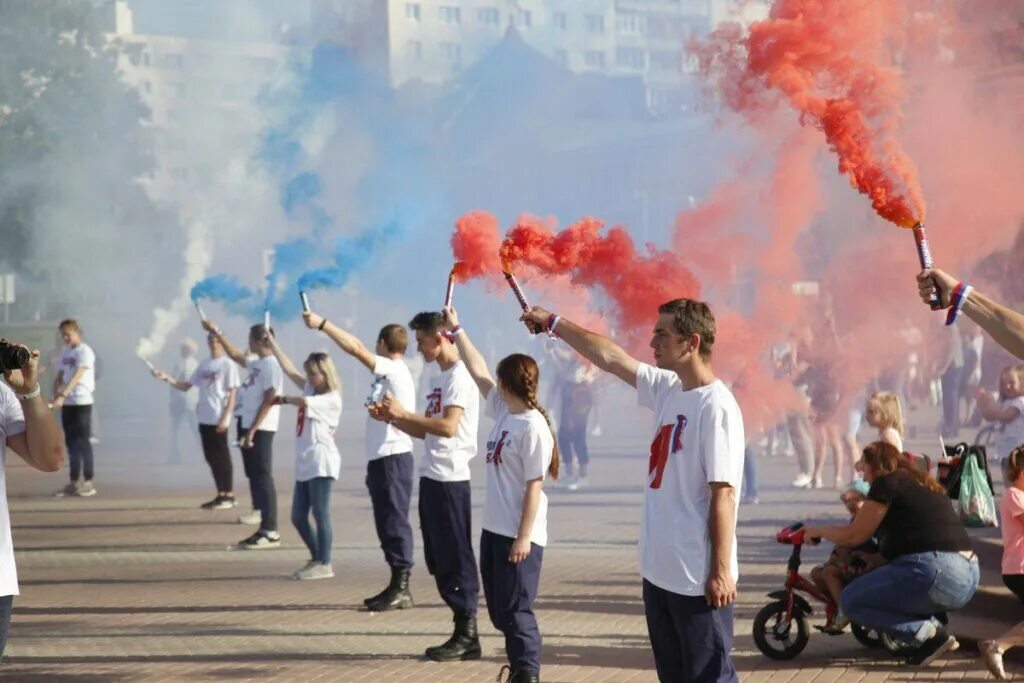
[0,340,65,655]
[523,299,744,682]
[50,319,99,497]
[153,333,241,509]
[375,311,482,662]
[303,310,418,611]
[205,321,284,549]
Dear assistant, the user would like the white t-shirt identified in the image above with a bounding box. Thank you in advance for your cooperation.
[189,357,241,426]
[0,383,25,597]
[239,355,284,432]
[294,387,343,482]
[636,363,745,597]
[58,343,96,406]
[482,390,553,546]
[366,355,416,460]
[996,396,1024,460]
[422,360,480,482]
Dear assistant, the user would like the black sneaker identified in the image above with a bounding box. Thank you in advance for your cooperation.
[211,496,236,510]
[905,626,957,666]
[238,531,280,550]
[200,497,220,510]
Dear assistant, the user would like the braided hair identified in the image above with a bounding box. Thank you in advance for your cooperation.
[496,353,560,480]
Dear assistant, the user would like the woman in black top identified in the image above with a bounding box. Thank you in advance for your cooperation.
[804,442,979,667]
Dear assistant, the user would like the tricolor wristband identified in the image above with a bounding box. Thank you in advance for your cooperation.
[945,283,972,326]
[546,314,561,334]
[449,325,464,338]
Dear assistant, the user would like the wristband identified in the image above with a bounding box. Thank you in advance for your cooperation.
[318,318,328,332]
[17,385,41,401]
[945,282,971,326]
[546,314,561,334]
[449,325,464,338]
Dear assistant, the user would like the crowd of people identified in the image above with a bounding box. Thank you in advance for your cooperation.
[1,266,1024,681]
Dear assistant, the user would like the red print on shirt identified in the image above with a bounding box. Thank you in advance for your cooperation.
[296,405,307,437]
[648,415,687,490]
[425,388,442,417]
[486,430,509,465]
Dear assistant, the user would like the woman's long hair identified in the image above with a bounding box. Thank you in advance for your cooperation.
[861,441,944,493]
[304,352,341,395]
[496,353,560,480]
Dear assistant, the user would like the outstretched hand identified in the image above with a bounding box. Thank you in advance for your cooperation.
[917,268,957,309]
[519,306,551,335]
[304,311,324,330]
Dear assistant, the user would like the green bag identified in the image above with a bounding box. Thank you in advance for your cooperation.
[958,453,999,528]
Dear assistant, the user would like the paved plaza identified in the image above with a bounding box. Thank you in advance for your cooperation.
[0,404,1014,682]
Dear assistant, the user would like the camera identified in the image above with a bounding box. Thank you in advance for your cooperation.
[0,339,31,373]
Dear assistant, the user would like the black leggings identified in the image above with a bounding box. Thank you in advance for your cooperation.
[1003,574,1024,603]
[198,424,233,493]
[61,405,94,481]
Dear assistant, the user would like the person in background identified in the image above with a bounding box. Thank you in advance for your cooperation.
[152,333,240,509]
[940,324,965,439]
[0,339,65,656]
[976,365,1024,469]
[865,391,905,452]
[167,338,199,465]
[51,319,98,498]
[557,360,595,490]
[962,326,985,428]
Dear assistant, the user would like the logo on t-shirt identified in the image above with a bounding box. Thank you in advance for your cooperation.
[425,388,442,417]
[486,430,509,465]
[242,368,260,389]
[649,415,687,490]
[199,370,219,386]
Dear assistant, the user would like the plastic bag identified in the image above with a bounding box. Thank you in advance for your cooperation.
[958,453,999,528]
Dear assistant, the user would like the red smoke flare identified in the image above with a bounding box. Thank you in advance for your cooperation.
[699,0,925,228]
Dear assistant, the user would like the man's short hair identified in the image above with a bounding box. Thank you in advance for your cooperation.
[59,319,80,333]
[408,312,444,336]
[249,324,274,340]
[658,298,716,361]
[378,324,408,354]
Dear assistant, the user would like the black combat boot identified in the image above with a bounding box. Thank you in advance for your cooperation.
[424,613,482,661]
[365,566,413,611]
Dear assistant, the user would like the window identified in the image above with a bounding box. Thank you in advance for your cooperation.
[585,14,604,34]
[584,50,605,69]
[407,40,423,59]
[405,3,421,21]
[478,7,500,26]
[553,49,568,67]
[616,47,645,69]
[553,12,567,30]
[440,42,462,64]
[617,13,644,35]
[650,49,681,71]
[161,53,184,68]
[439,6,461,24]
[514,9,531,28]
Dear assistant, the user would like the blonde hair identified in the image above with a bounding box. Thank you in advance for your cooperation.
[304,352,341,395]
[998,364,1024,401]
[867,391,904,437]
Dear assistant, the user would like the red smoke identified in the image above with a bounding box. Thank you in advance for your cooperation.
[699,0,925,228]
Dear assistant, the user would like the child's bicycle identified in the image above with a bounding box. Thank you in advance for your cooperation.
[753,523,885,660]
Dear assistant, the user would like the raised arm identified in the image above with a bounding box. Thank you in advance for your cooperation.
[267,335,306,390]
[304,311,376,371]
[976,389,1021,423]
[5,349,64,472]
[203,320,248,367]
[153,369,192,392]
[920,269,1024,360]
[521,307,639,387]
[442,306,495,398]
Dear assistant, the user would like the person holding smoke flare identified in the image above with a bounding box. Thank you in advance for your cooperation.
[371,311,482,663]
[302,310,417,610]
[521,299,744,683]
[203,320,283,549]
[266,336,342,581]
[441,305,558,683]
[151,333,240,509]
[51,319,99,497]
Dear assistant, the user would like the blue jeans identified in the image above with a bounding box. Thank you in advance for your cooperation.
[0,594,11,657]
[841,551,979,643]
[742,447,758,500]
[291,477,334,564]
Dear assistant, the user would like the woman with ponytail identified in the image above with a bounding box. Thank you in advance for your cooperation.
[441,305,556,683]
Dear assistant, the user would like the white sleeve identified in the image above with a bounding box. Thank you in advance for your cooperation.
[305,392,341,426]
[636,363,672,410]
[78,345,95,369]
[520,422,552,481]
[262,361,283,394]
[699,395,744,487]
[443,368,473,411]
[373,355,392,378]
[188,365,202,386]
[484,387,507,420]
[1,386,25,439]
[226,363,241,389]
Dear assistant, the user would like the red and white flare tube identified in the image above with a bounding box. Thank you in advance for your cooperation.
[912,223,942,311]
[444,268,456,309]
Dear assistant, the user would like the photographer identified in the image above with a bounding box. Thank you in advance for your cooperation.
[0,339,64,656]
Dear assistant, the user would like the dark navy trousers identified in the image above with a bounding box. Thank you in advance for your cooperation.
[418,477,478,617]
[481,529,544,675]
[642,579,738,683]
[366,453,415,568]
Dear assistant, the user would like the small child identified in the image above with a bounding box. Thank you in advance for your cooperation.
[811,480,883,633]
[976,365,1024,470]
[865,391,904,453]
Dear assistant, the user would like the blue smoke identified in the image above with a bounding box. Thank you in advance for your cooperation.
[297,220,401,292]
[190,275,254,310]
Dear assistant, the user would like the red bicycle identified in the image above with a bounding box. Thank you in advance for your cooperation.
[753,523,884,660]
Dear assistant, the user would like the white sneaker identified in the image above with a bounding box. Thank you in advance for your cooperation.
[566,477,580,491]
[791,473,813,488]
[574,476,589,489]
[238,510,261,525]
[296,563,334,580]
[76,481,97,497]
[292,560,318,579]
